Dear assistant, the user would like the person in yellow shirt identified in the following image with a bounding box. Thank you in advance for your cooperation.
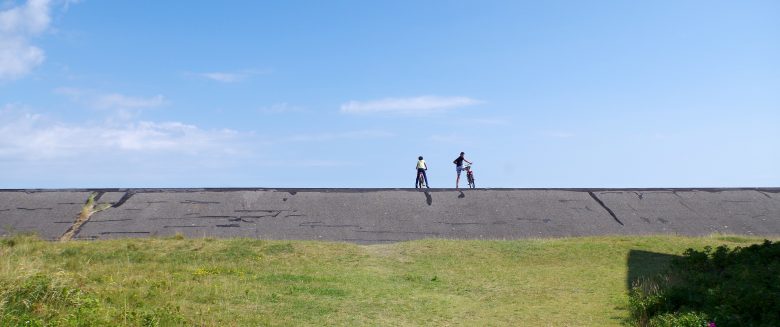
[415,156,430,188]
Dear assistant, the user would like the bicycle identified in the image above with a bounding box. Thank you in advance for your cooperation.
[464,163,475,189]
[416,170,427,188]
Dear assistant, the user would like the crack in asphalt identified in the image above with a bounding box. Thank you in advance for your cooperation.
[181,200,220,205]
[299,222,360,228]
[516,218,552,223]
[677,200,699,215]
[588,192,624,226]
[112,191,135,208]
[437,222,486,226]
[671,192,706,217]
[757,191,772,199]
[93,191,106,202]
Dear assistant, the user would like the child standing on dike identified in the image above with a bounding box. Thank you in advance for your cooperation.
[416,156,430,188]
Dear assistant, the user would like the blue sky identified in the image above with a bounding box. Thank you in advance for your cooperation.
[1,0,778,188]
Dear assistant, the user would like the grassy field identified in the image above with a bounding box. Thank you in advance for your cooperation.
[0,234,774,326]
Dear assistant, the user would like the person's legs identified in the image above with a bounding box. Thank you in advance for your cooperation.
[416,168,427,188]
[422,170,430,188]
[455,166,462,188]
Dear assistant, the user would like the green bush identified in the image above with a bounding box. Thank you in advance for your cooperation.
[628,277,666,326]
[628,240,780,327]
[649,311,708,327]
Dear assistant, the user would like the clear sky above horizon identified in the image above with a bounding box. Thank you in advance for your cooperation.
[1,0,778,188]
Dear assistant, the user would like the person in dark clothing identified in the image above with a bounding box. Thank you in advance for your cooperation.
[453,152,472,189]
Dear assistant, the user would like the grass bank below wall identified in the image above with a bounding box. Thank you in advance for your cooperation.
[0,234,774,326]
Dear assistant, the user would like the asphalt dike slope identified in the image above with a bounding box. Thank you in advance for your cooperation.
[1,188,778,243]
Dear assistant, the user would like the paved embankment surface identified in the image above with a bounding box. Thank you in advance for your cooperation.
[1,188,779,243]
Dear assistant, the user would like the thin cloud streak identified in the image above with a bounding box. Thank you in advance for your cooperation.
[542,131,576,139]
[340,95,481,115]
[201,72,243,83]
[55,87,167,109]
[92,93,166,109]
[192,69,269,83]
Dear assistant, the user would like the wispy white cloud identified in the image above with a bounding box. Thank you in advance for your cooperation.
[61,0,82,12]
[55,87,167,110]
[200,72,244,83]
[0,0,50,35]
[0,38,44,79]
[0,107,242,160]
[0,102,24,113]
[0,0,52,80]
[192,69,269,83]
[340,95,482,115]
[91,93,166,110]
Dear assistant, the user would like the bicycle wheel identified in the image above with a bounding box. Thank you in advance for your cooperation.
[417,173,425,188]
[468,174,475,188]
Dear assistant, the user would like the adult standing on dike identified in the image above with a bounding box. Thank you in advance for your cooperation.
[416,156,430,188]
[453,152,472,189]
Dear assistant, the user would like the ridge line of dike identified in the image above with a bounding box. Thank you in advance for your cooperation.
[1,187,779,193]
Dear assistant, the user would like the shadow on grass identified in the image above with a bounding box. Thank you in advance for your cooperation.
[625,250,679,290]
[626,241,780,326]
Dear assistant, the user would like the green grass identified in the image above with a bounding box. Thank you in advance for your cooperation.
[0,234,774,326]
